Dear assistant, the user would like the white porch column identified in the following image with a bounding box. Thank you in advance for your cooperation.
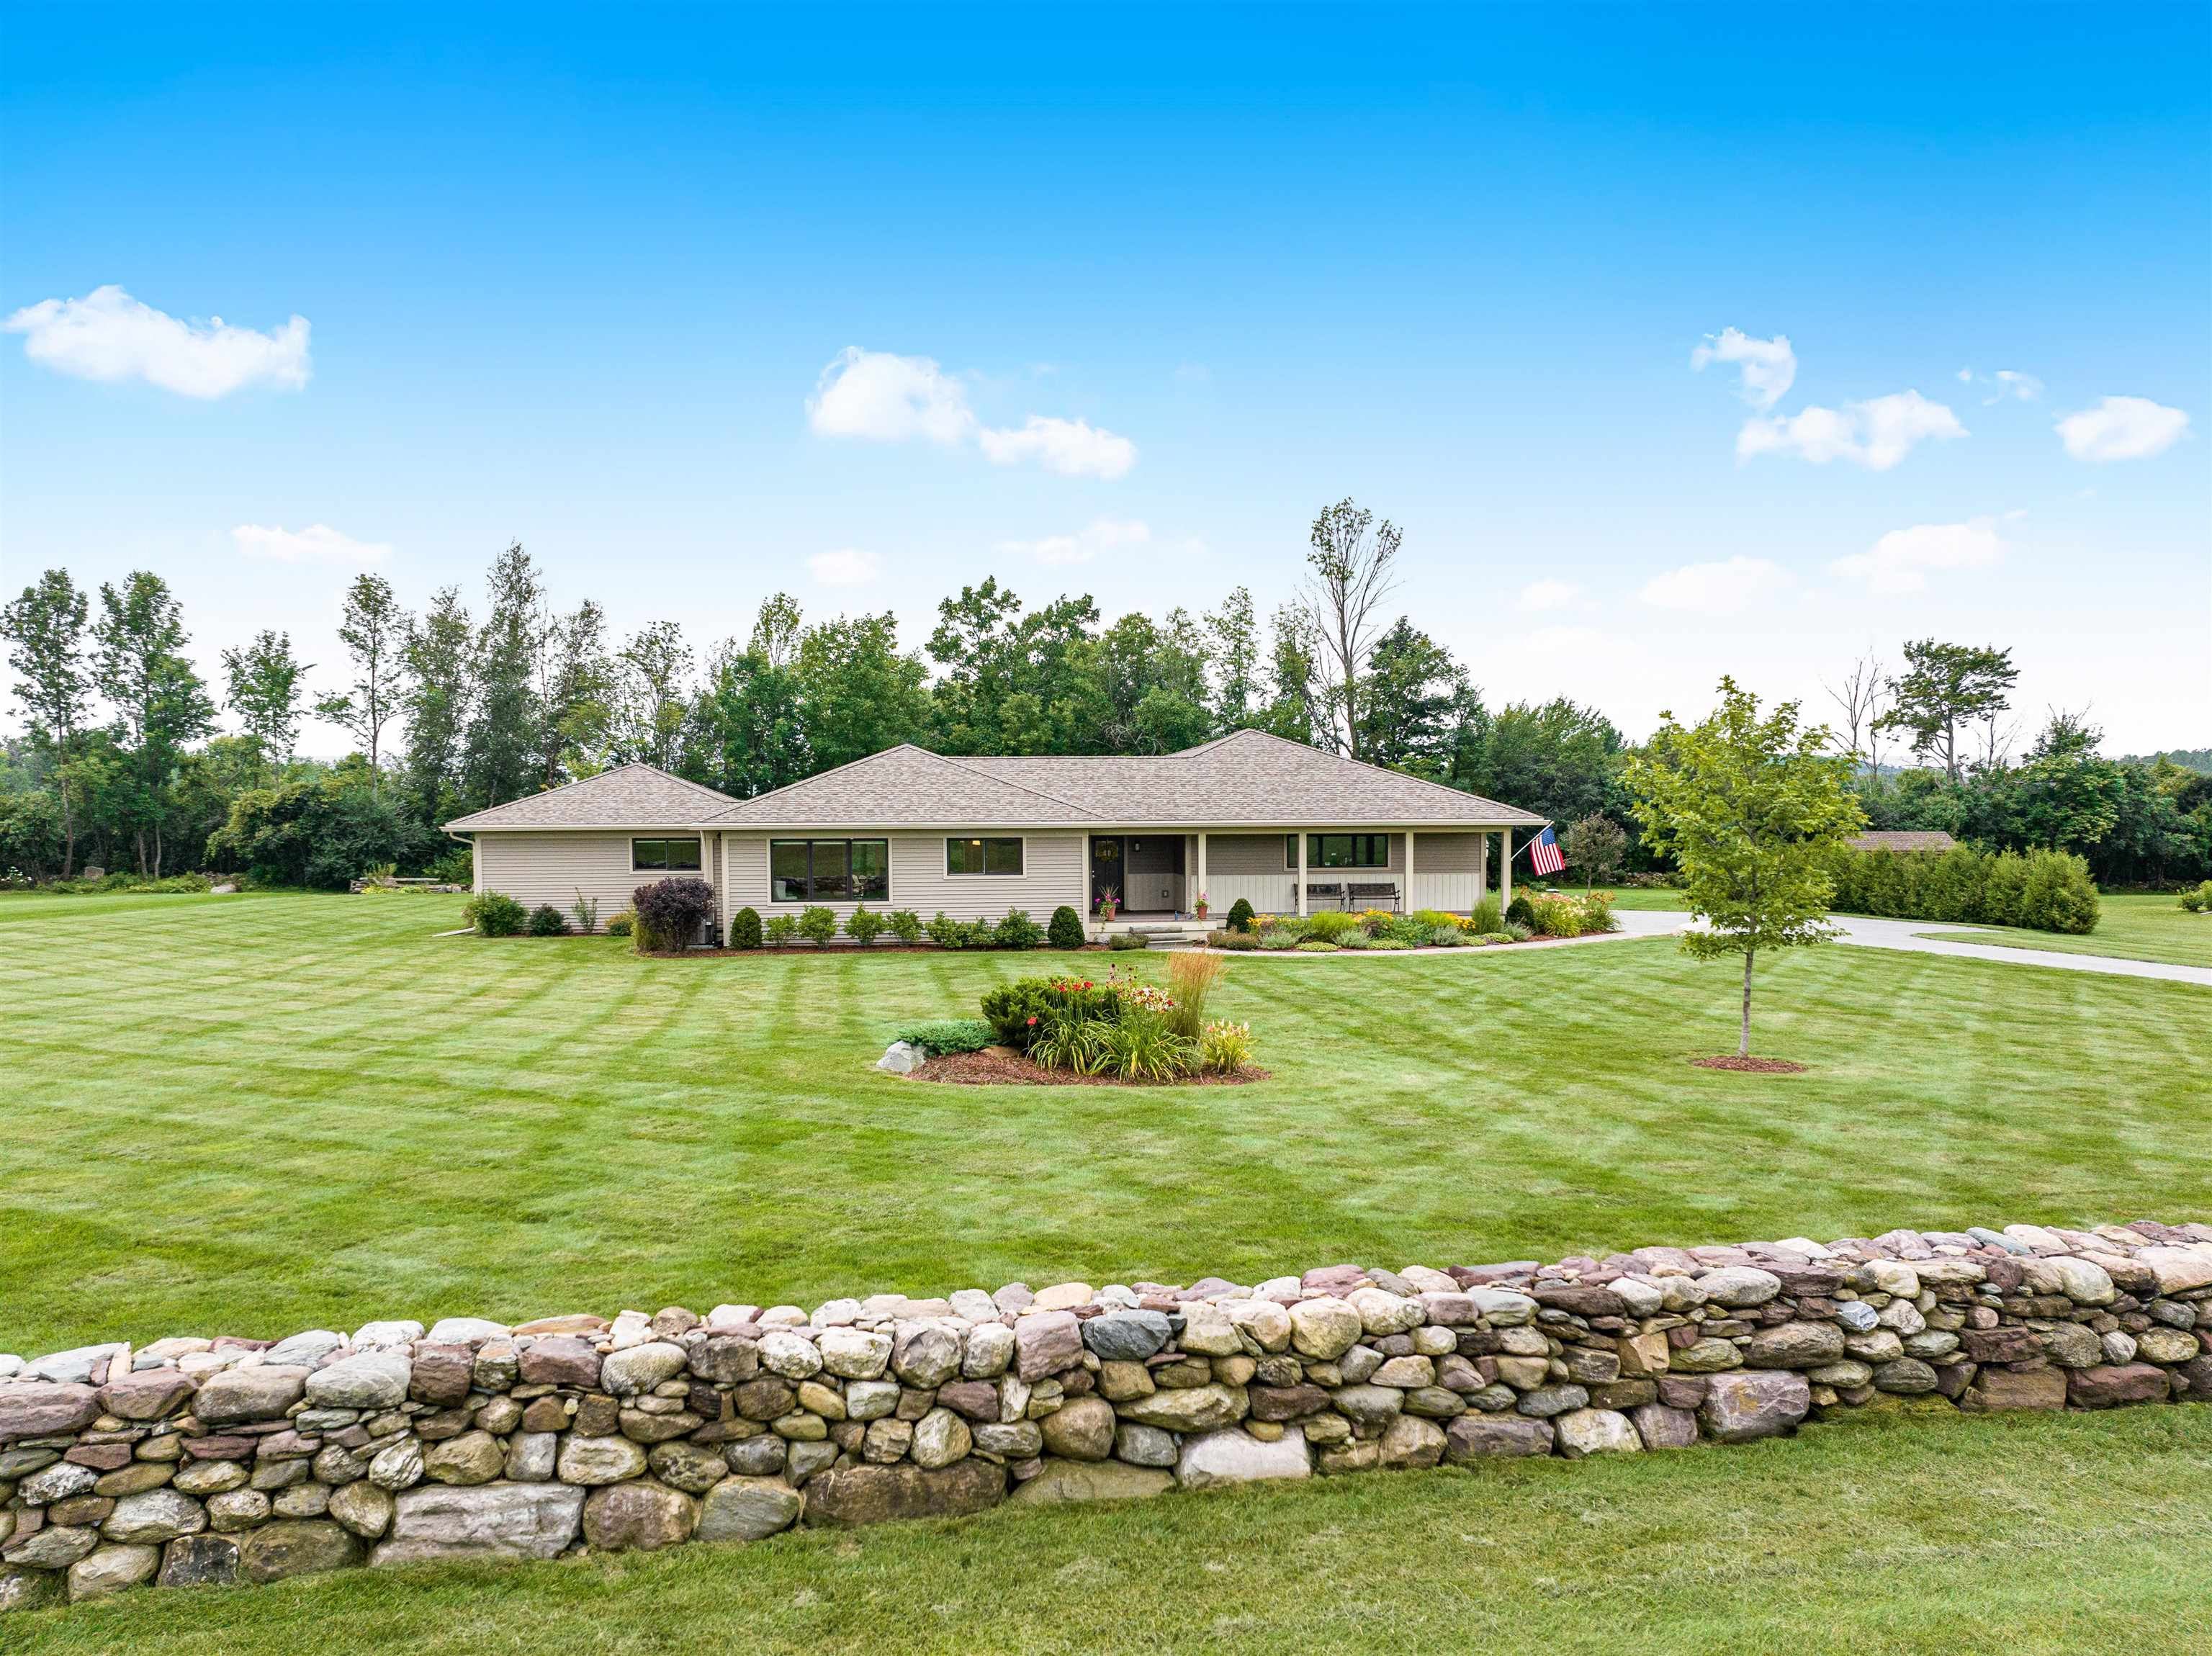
[1197,829,1208,918]
[1296,830,1308,917]
[1500,829,1513,911]
[1403,829,1416,912]
[1475,831,1488,904]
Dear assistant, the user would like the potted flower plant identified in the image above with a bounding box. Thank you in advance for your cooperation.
[1193,890,1209,919]
[1095,886,1120,922]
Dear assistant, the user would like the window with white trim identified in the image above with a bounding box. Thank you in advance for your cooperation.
[946,837,1023,876]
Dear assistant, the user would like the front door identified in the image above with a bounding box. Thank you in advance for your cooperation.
[1089,836,1124,914]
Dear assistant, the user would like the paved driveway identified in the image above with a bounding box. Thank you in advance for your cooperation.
[1612,906,2212,988]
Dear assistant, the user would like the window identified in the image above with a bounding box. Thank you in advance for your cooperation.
[1285,834,1389,870]
[769,839,889,903]
[632,837,702,872]
[946,837,1023,876]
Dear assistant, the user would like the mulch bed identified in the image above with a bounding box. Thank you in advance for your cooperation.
[1691,1055,1809,1074]
[909,1050,1268,1087]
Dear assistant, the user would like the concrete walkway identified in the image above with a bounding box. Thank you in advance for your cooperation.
[1611,906,2212,988]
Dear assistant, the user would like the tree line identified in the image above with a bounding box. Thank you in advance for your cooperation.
[2,501,2206,889]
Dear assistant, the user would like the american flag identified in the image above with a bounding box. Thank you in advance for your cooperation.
[1527,824,1565,877]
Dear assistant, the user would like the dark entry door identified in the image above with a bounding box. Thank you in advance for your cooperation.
[1089,836,1123,912]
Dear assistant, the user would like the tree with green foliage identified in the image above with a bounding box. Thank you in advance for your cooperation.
[1205,585,1261,733]
[93,571,218,876]
[314,573,407,793]
[462,543,547,812]
[1627,678,1866,1058]
[796,610,931,773]
[536,600,612,788]
[222,629,311,774]
[2013,710,2122,853]
[1877,639,2018,783]
[401,586,474,824]
[1257,602,1326,746]
[1358,617,1469,776]
[686,597,809,796]
[608,618,692,771]
[1455,698,1629,828]
[1,568,92,874]
[1561,811,1627,890]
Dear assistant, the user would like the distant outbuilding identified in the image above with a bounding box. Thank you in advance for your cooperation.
[1847,829,1959,853]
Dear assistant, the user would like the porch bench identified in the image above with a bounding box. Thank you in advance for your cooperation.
[1346,881,1401,913]
[1298,881,1348,911]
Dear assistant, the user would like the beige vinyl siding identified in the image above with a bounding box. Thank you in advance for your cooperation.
[1409,831,1485,913]
[1204,833,1292,917]
[719,831,1086,930]
[474,831,711,930]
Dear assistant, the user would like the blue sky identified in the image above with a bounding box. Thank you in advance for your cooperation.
[4,4,2206,753]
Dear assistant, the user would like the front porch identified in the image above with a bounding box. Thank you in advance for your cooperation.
[1086,828,1522,924]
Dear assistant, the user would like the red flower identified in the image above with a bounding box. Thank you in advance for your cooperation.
[1025,1014,1037,1025]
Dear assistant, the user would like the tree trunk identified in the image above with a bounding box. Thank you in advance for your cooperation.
[1739,948,1755,1058]
[60,775,76,879]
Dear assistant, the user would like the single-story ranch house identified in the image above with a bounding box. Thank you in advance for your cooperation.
[444,729,1548,938]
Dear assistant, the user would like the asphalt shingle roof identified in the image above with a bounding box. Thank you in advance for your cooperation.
[443,763,739,830]
[702,729,1546,828]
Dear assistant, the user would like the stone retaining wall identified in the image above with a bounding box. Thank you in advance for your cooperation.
[4,1216,2208,1613]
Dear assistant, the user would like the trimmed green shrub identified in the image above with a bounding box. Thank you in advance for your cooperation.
[887,909,923,944]
[633,877,716,952]
[798,905,839,946]
[729,906,763,949]
[845,904,884,947]
[1305,909,1361,942]
[894,1018,997,1056]
[526,903,568,937]
[1047,905,1086,949]
[605,908,635,938]
[765,913,799,947]
[1825,845,2098,935]
[1108,932,1148,951]
[2180,881,2212,913]
[980,980,1055,1048]
[925,912,965,949]
[463,891,528,937]
[1208,929,1258,950]
[1225,897,1256,934]
[1256,930,1298,951]
[1505,893,1536,928]
[1294,939,1339,952]
[995,909,1044,949]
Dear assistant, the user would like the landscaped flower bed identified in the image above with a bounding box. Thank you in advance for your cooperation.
[1208,894,1619,953]
[886,957,1264,1085]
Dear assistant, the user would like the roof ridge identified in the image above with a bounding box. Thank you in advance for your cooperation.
[928,750,1102,815]
[1193,727,1546,821]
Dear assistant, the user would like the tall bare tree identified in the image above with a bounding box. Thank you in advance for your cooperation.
[1298,498,1401,757]
[1824,648,1887,778]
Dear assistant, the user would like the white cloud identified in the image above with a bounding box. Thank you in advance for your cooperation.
[807,346,1138,477]
[4,285,310,398]
[2055,395,2190,462]
[807,548,881,587]
[806,347,975,445]
[1691,328,1797,409]
[1832,518,2005,596]
[1957,366,2044,404]
[1737,390,1965,470]
[1639,556,1791,616]
[977,415,1138,480]
[998,518,1151,566]
[231,523,390,564]
[1516,578,1581,613]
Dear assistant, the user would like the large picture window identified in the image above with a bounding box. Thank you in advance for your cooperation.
[770,839,889,903]
[632,837,702,872]
[946,837,1023,876]
[1285,833,1389,870]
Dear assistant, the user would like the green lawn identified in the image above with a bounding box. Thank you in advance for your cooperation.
[12,1405,2206,1655]
[3,891,2205,1359]
[5,892,2209,1650]
[1918,891,2212,968]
